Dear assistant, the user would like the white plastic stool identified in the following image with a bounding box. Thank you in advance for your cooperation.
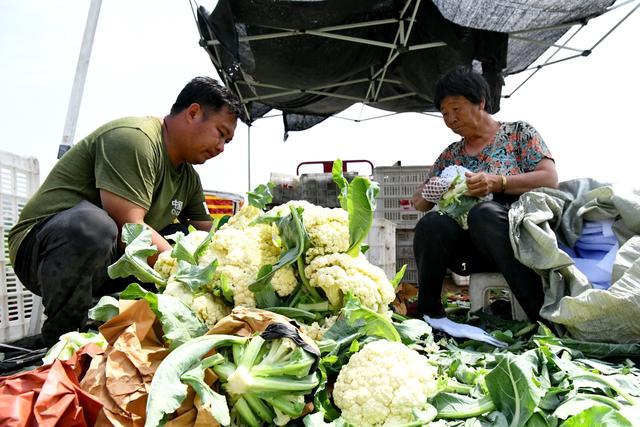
[469,273,528,321]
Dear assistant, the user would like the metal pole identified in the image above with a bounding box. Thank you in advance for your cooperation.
[58,0,102,158]
[247,124,251,191]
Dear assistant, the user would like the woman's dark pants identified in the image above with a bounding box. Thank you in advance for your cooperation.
[412,201,545,321]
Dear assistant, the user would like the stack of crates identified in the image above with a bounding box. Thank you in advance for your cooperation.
[1,151,40,342]
[373,165,431,284]
[270,172,301,205]
[271,172,358,208]
[300,172,358,208]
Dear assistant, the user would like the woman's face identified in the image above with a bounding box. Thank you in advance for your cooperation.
[440,95,486,137]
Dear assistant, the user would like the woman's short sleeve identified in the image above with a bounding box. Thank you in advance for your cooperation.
[516,121,553,172]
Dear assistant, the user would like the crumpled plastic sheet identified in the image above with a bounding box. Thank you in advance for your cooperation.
[0,344,105,427]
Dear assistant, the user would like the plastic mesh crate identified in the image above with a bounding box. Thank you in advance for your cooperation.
[373,165,431,228]
[1,151,40,342]
[299,172,357,208]
[396,256,418,284]
[395,227,417,284]
[270,172,301,205]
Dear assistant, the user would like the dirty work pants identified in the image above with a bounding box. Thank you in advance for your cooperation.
[13,201,185,346]
[412,201,544,321]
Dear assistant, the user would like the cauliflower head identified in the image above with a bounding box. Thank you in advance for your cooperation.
[300,315,338,342]
[304,253,395,313]
[333,340,439,427]
[163,280,231,327]
[191,293,231,328]
[154,230,212,283]
[204,215,290,307]
[267,201,349,262]
[163,280,194,306]
[154,250,178,281]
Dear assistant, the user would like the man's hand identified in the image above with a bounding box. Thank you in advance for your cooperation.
[100,189,172,262]
[464,172,500,197]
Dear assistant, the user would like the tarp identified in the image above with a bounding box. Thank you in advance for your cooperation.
[509,179,640,343]
[195,0,614,133]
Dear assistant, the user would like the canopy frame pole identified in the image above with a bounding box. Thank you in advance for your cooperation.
[590,0,640,51]
[247,124,251,191]
[191,0,254,122]
[205,18,400,46]
[505,0,639,96]
[372,0,420,102]
[504,25,585,98]
[508,35,586,53]
[57,0,102,158]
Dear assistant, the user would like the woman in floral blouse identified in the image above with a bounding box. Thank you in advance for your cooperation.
[412,66,558,321]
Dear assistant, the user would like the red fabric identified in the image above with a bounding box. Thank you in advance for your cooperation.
[0,345,104,427]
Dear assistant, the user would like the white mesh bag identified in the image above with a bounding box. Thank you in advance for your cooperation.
[421,165,472,202]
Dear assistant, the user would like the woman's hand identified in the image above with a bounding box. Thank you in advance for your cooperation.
[413,180,435,212]
[464,172,500,197]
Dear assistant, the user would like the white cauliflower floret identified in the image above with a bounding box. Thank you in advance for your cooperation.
[267,201,349,262]
[154,250,178,280]
[333,340,439,427]
[207,203,301,306]
[179,229,210,247]
[191,293,231,328]
[301,315,338,342]
[304,253,396,313]
[163,280,194,306]
[272,265,298,297]
[154,230,210,282]
[163,280,231,328]
[204,219,288,307]
[224,204,262,229]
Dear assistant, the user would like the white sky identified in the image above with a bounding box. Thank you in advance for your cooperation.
[1,0,639,198]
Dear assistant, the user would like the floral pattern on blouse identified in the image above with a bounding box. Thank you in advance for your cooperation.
[429,121,553,178]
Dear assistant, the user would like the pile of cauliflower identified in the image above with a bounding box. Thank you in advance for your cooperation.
[153,200,396,328]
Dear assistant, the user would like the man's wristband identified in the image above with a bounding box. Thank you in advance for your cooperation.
[500,174,507,192]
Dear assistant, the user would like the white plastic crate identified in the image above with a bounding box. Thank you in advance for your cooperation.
[394,226,417,284]
[270,172,301,205]
[1,150,40,342]
[373,165,430,228]
[396,256,418,284]
[364,218,396,279]
[299,172,357,208]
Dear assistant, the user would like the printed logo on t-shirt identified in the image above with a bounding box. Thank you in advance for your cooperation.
[171,199,184,216]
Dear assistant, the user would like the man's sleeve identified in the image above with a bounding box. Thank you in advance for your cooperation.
[94,127,157,210]
[517,122,554,173]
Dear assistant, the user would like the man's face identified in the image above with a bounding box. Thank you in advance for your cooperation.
[440,95,484,137]
[186,106,238,165]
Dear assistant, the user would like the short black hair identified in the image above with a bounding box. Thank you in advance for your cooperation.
[434,66,492,113]
[170,76,242,117]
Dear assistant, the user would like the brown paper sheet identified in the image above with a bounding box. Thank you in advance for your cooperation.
[81,298,169,426]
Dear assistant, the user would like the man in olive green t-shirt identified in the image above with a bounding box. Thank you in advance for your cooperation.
[9,77,240,346]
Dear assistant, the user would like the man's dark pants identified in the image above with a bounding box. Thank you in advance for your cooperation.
[15,201,133,346]
[412,201,545,321]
